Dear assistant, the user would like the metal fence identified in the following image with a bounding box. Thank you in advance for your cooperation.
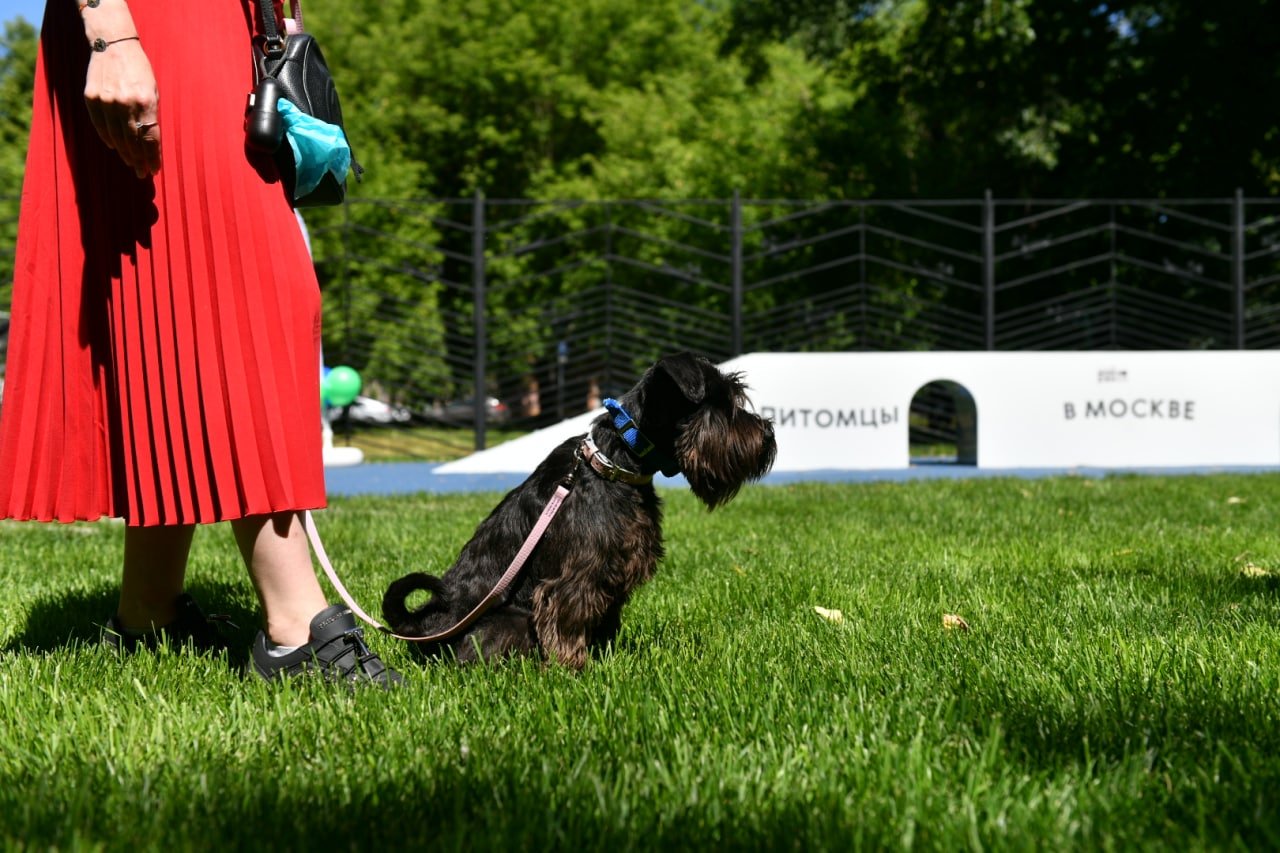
[4,192,1280,458]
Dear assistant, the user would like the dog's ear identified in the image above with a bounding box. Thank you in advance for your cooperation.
[656,352,707,403]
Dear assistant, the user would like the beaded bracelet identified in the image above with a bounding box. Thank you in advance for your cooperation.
[91,35,139,52]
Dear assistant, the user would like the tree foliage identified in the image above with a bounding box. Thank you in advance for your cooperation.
[0,17,37,310]
[0,2,1272,230]
[2,2,1278,402]
[723,0,1280,197]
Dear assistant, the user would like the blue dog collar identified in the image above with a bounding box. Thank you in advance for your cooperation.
[603,398,653,457]
[603,398,679,476]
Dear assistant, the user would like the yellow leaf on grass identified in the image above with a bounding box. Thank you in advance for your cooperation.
[942,613,970,631]
[813,606,844,624]
[1241,563,1271,578]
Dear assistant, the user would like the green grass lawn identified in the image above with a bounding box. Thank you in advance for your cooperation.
[3,473,1280,850]
[329,423,527,462]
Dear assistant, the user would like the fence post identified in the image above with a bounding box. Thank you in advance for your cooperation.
[605,202,615,392]
[472,189,488,451]
[340,199,353,367]
[1108,202,1117,348]
[983,189,996,350]
[330,199,355,446]
[730,190,744,357]
[1233,187,1246,349]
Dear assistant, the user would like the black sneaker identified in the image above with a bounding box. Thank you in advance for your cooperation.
[102,593,235,654]
[251,604,403,688]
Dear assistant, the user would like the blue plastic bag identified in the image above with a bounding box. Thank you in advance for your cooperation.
[277,98,352,200]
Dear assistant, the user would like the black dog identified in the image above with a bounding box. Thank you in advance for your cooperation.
[382,352,776,668]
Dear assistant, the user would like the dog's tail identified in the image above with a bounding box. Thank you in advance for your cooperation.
[381,572,450,629]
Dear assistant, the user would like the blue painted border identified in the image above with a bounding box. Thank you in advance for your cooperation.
[324,461,1280,497]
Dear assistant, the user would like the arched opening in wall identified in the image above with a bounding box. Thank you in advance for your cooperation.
[909,380,977,465]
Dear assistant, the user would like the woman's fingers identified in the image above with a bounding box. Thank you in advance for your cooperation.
[83,97,115,151]
[117,112,161,177]
[83,43,162,177]
[132,119,162,177]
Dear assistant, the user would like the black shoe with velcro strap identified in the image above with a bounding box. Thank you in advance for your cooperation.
[102,593,235,654]
[251,604,403,688]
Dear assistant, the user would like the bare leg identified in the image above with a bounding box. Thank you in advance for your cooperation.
[117,524,195,630]
[231,511,329,647]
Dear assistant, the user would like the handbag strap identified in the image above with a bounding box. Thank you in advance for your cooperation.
[259,1,303,53]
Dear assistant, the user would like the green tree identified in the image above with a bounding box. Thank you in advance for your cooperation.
[724,0,1280,197]
[0,17,37,309]
[302,0,842,401]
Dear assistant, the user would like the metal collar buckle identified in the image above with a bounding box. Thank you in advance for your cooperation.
[580,437,653,485]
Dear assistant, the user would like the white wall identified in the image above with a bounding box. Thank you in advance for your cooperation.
[737,351,1280,469]
[436,351,1280,474]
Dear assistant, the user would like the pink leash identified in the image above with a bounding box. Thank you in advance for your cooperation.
[303,482,573,643]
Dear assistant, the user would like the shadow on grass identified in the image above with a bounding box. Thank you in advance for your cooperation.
[2,580,261,663]
[1,769,919,851]
[13,760,1277,851]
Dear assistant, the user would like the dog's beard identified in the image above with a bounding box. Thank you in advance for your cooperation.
[677,407,776,509]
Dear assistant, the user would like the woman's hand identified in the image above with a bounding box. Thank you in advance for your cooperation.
[83,39,161,178]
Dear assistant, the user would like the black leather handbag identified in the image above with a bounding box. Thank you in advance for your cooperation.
[245,0,361,207]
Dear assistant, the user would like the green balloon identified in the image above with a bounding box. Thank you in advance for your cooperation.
[325,365,362,407]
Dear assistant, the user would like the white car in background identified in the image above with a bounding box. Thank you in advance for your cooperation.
[327,395,411,425]
[435,395,511,425]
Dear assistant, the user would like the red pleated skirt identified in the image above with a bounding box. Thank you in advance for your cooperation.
[0,0,326,526]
